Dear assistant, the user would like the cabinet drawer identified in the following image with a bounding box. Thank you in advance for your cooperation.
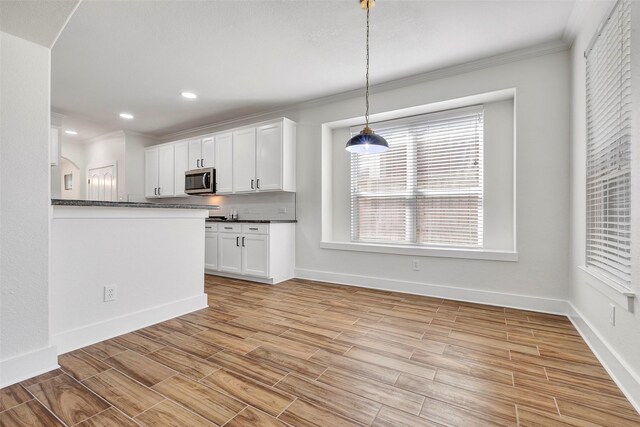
[204,223,218,232]
[219,223,242,233]
[242,224,268,235]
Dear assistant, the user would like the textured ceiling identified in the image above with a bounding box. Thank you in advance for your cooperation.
[52,0,577,140]
[0,0,79,47]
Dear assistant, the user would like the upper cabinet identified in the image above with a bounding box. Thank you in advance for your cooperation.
[214,132,233,194]
[145,145,175,198]
[145,117,296,198]
[188,137,214,169]
[233,118,296,193]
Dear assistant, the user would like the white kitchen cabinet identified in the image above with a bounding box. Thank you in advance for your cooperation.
[204,224,218,271]
[232,128,256,192]
[211,222,294,284]
[242,233,269,277]
[145,147,159,198]
[218,232,242,274]
[173,141,189,197]
[231,118,296,194]
[214,132,233,194]
[188,137,215,169]
[145,145,174,198]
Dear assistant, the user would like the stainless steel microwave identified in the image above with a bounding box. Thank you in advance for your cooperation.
[185,168,216,195]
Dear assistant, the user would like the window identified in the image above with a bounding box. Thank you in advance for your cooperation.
[350,106,483,248]
[585,0,631,288]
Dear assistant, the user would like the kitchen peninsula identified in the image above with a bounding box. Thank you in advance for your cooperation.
[50,199,214,353]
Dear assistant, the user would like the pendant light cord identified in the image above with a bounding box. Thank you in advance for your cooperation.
[365,5,370,129]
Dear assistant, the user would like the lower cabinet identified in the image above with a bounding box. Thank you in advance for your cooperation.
[204,222,294,284]
[204,225,218,270]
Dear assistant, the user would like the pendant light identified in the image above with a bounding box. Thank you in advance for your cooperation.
[346,0,389,154]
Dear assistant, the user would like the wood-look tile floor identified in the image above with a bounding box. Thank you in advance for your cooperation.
[2,275,639,426]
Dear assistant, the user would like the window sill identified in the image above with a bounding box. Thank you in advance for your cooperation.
[320,241,518,262]
[578,265,635,311]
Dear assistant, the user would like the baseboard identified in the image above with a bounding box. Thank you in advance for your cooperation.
[295,268,569,315]
[568,303,640,413]
[0,345,59,388]
[52,293,208,354]
[206,269,276,285]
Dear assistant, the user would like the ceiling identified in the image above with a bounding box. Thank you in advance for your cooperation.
[0,0,79,47]
[52,0,578,141]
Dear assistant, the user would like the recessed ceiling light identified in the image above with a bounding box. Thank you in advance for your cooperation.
[65,130,78,135]
[181,92,197,99]
[119,113,134,119]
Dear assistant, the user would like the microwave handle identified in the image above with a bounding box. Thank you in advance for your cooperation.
[202,172,208,190]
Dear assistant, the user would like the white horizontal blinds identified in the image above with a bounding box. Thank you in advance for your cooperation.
[351,106,483,247]
[585,0,632,287]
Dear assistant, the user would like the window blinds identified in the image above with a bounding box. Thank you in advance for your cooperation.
[350,106,483,247]
[585,0,632,287]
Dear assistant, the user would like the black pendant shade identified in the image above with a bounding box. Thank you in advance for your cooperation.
[346,127,389,154]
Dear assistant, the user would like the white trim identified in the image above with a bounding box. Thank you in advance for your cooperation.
[320,241,518,262]
[52,294,207,354]
[161,41,567,141]
[51,205,208,220]
[0,345,59,388]
[205,270,276,285]
[578,265,635,311]
[568,302,640,413]
[294,268,566,314]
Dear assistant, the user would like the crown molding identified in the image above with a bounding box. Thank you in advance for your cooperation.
[162,39,569,141]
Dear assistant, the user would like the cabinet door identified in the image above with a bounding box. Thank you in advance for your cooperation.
[174,141,189,197]
[188,139,202,169]
[256,122,282,191]
[145,147,159,198]
[205,231,218,270]
[214,132,233,194]
[201,137,215,168]
[242,234,269,278]
[232,128,256,193]
[218,233,242,273]
[158,145,175,197]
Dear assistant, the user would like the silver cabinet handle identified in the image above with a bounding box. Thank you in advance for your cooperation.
[158,187,161,195]
[236,236,239,246]
[242,237,245,247]
[201,158,205,166]
[224,226,232,230]
[249,227,258,231]
[256,179,260,189]
[251,179,254,189]
[154,188,158,195]
[197,159,201,168]
[205,226,212,229]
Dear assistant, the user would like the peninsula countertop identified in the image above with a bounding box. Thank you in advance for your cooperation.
[51,199,218,210]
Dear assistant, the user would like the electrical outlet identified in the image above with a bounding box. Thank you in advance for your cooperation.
[412,259,420,271]
[609,304,616,326]
[278,207,287,214]
[104,285,117,302]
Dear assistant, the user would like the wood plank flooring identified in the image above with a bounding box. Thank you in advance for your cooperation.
[1,275,639,426]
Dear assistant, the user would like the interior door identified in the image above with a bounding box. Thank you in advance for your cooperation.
[88,164,117,201]
[218,233,242,273]
[145,148,159,198]
[158,145,175,197]
[188,139,202,169]
[232,127,256,193]
[174,141,189,197]
[215,132,233,193]
[201,137,214,168]
[241,233,269,278]
[256,122,282,191]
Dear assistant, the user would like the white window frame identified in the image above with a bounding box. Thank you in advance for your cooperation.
[349,106,484,249]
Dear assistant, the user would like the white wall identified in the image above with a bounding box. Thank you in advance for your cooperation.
[85,131,126,201]
[125,131,158,202]
[60,139,86,198]
[51,206,208,353]
[0,31,57,386]
[569,0,640,407]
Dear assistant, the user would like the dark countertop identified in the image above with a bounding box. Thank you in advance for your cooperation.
[52,199,217,210]
[206,219,297,223]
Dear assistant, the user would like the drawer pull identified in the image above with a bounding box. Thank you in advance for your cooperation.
[249,227,258,231]
[224,226,233,229]
[205,226,212,229]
